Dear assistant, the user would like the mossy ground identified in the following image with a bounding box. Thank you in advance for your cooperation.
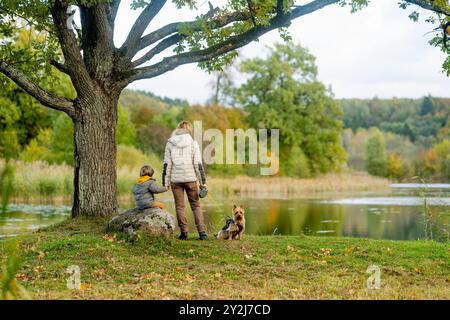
[0,217,448,299]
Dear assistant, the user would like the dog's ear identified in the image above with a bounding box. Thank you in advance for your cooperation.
[233,205,237,209]
[240,204,244,210]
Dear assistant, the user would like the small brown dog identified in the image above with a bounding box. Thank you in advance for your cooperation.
[216,205,246,240]
[232,205,246,240]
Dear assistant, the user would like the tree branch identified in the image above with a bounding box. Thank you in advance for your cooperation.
[0,60,75,118]
[0,5,56,36]
[277,0,284,16]
[246,0,257,26]
[108,0,121,25]
[50,1,93,93]
[128,0,338,82]
[131,7,249,67]
[404,0,450,16]
[131,34,183,67]
[141,11,251,53]
[50,59,71,75]
[120,0,167,59]
[130,10,252,66]
[125,0,449,67]
[79,3,117,80]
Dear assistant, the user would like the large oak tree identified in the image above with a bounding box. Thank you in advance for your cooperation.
[0,0,449,217]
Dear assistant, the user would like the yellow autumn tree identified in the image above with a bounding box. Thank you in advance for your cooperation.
[423,149,440,176]
[386,153,406,181]
[433,139,450,179]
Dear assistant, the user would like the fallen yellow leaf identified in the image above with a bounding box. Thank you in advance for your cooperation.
[102,234,117,242]
[80,283,91,291]
[344,246,358,254]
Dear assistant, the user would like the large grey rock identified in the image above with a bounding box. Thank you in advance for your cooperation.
[107,207,176,238]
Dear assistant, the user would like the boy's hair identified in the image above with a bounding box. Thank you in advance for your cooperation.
[177,120,193,135]
[140,165,154,177]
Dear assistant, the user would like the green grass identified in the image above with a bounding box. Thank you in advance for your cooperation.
[0,217,448,300]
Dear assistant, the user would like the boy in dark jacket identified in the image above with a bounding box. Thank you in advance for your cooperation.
[133,165,168,210]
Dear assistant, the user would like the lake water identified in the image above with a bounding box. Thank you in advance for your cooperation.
[1,183,449,241]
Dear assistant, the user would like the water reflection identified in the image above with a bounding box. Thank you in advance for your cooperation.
[0,204,70,238]
[324,197,450,206]
[1,185,449,241]
[197,199,447,240]
[391,183,450,189]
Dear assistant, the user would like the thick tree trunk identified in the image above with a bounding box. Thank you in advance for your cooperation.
[72,92,118,218]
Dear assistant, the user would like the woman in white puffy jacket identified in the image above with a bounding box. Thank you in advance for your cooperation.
[162,121,207,240]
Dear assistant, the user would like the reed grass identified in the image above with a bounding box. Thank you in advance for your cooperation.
[208,172,390,196]
[1,160,73,202]
[0,154,163,202]
[0,159,390,202]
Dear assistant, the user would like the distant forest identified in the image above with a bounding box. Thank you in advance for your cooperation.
[340,96,449,147]
[340,96,449,180]
[2,39,448,181]
[1,84,449,181]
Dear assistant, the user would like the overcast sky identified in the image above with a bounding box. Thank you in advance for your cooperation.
[112,0,450,104]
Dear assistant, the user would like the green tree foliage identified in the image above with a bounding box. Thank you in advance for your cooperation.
[116,144,148,169]
[153,105,188,130]
[20,113,73,165]
[119,89,169,124]
[234,42,347,177]
[420,95,434,115]
[341,97,450,147]
[117,105,136,146]
[0,238,30,299]
[125,90,189,109]
[48,114,74,165]
[130,106,156,129]
[0,129,19,159]
[0,160,14,213]
[0,0,447,218]
[342,94,450,179]
[432,139,450,179]
[19,129,50,163]
[185,104,247,131]
[136,123,172,156]
[119,89,176,154]
[21,106,137,165]
[0,27,76,159]
[16,86,185,167]
[184,104,250,176]
[1,0,448,217]
[365,129,387,177]
[282,145,311,177]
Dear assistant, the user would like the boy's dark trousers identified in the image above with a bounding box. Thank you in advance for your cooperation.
[171,182,205,233]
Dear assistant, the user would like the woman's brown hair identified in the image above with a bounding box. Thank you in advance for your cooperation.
[177,120,193,135]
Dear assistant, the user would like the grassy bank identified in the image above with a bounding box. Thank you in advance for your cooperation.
[1,159,389,202]
[1,218,448,299]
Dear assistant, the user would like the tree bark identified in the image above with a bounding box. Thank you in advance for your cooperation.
[72,91,118,218]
